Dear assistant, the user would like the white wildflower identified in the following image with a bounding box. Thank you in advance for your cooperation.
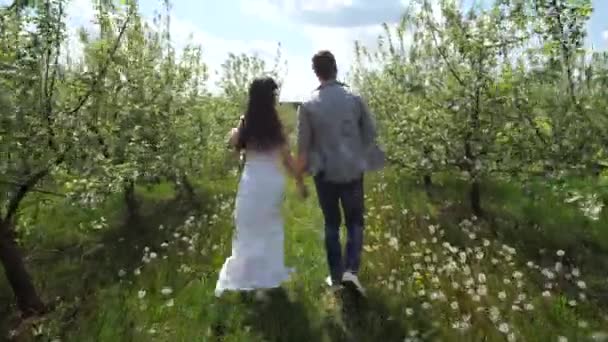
[459,252,467,263]
[489,306,500,322]
[161,287,173,296]
[541,269,555,280]
[498,322,510,334]
[388,237,399,250]
[452,315,471,331]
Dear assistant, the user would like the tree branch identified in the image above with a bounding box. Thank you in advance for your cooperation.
[0,179,64,198]
[426,21,467,88]
[42,0,64,152]
[64,9,132,116]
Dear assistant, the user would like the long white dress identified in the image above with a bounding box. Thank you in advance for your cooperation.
[215,148,294,297]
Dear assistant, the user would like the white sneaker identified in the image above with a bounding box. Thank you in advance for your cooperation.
[342,272,366,296]
[325,276,343,292]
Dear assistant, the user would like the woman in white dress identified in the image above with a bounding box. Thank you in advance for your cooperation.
[215,77,307,297]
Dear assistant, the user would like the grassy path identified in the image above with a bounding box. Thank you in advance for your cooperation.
[2,173,608,341]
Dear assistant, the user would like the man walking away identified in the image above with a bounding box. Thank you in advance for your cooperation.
[296,50,380,295]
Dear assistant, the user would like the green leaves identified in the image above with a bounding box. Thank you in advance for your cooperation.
[352,0,606,190]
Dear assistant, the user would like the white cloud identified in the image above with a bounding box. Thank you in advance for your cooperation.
[246,0,403,27]
[240,0,404,100]
[66,0,96,26]
[300,24,389,70]
[60,0,402,101]
[603,30,608,41]
[62,0,98,62]
[61,1,286,97]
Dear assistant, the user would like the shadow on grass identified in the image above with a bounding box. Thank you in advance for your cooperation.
[241,288,328,342]
[337,288,434,342]
[233,283,432,342]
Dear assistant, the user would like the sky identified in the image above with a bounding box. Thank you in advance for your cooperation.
[22,0,608,101]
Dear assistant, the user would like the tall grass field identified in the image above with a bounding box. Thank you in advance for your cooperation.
[2,0,608,341]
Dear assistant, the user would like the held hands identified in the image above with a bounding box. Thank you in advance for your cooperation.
[296,179,309,199]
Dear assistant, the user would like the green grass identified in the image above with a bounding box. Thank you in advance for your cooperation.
[2,169,608,341]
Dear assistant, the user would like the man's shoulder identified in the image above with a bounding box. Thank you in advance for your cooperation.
[299,82,361,111]
[299,90,321,109]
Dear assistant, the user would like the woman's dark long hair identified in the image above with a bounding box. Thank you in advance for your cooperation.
[236,77,286,151]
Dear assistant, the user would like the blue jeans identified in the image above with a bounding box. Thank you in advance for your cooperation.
[313,173,365,284]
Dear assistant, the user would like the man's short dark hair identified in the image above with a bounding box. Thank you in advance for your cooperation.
[312,50,337,80]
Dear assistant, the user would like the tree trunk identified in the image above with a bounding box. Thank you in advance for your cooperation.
[124,180,139,221]
[470,180,483,218]
[0,220,46,317]
[423,174,432,189]
[0,167,51,317]
[180,175,198,202]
